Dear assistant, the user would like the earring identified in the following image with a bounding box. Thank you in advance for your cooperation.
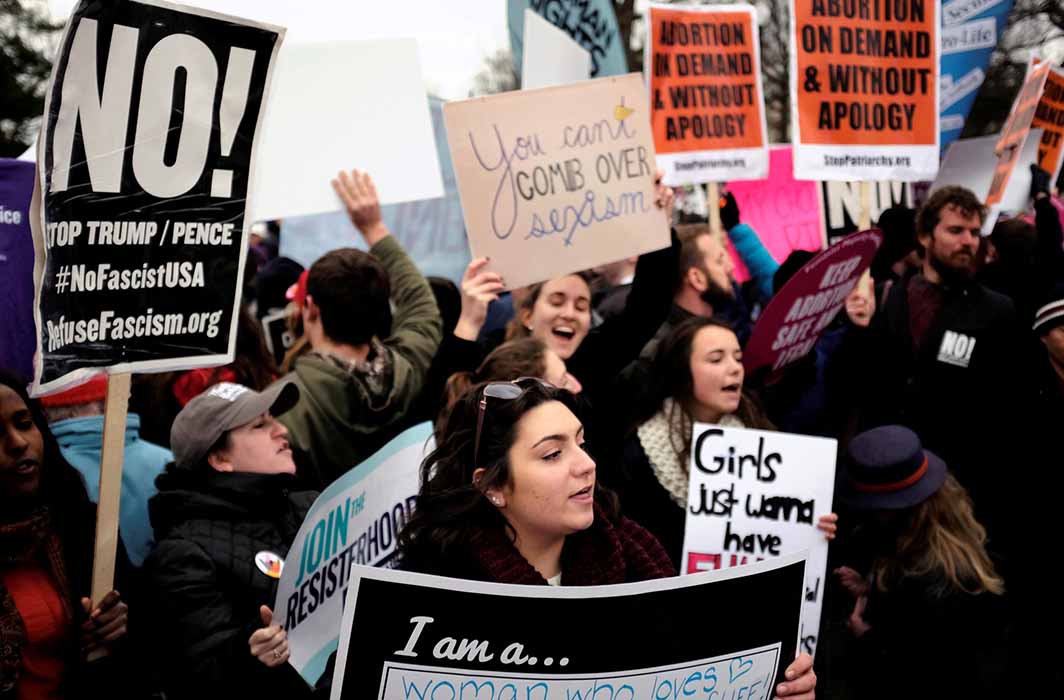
[491,497,502,506]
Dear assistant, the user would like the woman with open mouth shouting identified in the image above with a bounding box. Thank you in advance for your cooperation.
[398,377,817,699]
[0,371,132,699]
[619,317,838,569]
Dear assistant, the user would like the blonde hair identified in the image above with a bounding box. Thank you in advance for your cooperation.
[872,473,1005,596]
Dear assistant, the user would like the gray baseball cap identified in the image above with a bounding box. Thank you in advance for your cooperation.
[170,381,300,470]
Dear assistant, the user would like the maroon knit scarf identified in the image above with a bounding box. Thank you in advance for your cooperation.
[0,508,71,695]
[464,509,676,586]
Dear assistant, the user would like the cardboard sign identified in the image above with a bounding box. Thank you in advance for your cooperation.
[726,146,822,284]
[0,159,37,380]
[31,0,283,394]
[939,0,1013,152]
[443,73,670,289]
[821,180,912,245]
[987,60,1052,207]
[1032,62,1064,181]
[329,554,806,699]
[522,9,591,90]
[789,0,940,180]
[277,422,431,686]
[682,425,836,657]
[647,3,769,185]
[249,39,443,223]
[508,0,628,80]
[744,229,882,372]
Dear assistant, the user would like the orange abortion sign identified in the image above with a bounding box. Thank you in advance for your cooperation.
[790,0,940,181]
[987,60,1051,207]
[647,3,768,184]
[1032,63,1064,181]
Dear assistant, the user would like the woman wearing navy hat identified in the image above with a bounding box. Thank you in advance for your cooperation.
[835,425,1006,698]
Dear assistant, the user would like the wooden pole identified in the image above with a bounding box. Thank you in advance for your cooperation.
[707,181,723,242]
[858,181,873,231]
[87,371,130,661]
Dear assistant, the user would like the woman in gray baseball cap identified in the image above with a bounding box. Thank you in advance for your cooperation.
[142,381,318,699]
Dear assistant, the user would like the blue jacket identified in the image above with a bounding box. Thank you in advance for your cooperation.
[51,414,172,567]
[728,222,779,303]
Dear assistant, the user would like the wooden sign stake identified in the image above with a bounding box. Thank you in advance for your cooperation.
[87,371,130,661]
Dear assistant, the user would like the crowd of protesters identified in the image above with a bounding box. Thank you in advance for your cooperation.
[3,161,1063,700]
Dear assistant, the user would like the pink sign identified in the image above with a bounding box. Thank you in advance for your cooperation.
[726,145,823,283]
[744,229,882,373]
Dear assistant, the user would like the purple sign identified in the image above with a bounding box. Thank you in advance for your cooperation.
[0,158,36,380]
[744,229,881,373]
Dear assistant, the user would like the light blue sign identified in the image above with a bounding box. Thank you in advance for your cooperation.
[508,0,629,80]
[279,97,470,284]
[940,0,1014,153]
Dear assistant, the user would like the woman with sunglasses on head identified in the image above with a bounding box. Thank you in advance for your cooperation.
[619,317,838,570]
[398,378,818,699]
[0,371,132,699]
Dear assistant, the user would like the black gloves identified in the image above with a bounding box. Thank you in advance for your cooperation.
[1031,164,1052,200]
[720,190,740,231]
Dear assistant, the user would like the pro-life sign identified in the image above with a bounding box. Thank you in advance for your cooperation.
[32,0,283,394]
[681,425,836,657]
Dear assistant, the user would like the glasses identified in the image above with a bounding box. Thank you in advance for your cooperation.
[473,377,554,470]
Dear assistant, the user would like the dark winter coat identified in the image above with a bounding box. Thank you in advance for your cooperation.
[143,470,318,699]
[860,270,1017,529]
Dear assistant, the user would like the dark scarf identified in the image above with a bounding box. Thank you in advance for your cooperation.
[0,507,72,695]
[461,508,676,586]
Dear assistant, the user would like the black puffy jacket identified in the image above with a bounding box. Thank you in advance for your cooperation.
[143,470,317,698]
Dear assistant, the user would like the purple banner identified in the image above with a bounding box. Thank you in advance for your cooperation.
[0,158,36,380]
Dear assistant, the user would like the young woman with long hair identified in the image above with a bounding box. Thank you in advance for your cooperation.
[0,371,130,699]
[398,378,818,699]
[835,425,1006,697]
[620,317,836,568]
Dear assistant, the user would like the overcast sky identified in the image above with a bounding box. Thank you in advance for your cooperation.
[47,0,511,99]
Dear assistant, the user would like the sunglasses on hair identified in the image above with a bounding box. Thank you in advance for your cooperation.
[473,377,555,470]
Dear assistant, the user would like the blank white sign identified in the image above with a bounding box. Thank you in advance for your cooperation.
[521,9,591,90]
[249,39,443,223]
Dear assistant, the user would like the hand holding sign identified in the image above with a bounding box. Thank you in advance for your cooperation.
[249,605,289,668]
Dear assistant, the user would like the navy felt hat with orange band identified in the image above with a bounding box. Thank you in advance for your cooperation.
[841,425,947,509]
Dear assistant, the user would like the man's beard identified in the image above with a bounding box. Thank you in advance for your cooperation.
[700,276,735,309]
[929,247,975,285]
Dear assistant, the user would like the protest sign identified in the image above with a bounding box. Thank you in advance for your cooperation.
[444,73,669,289]
[31,0,283,395]
[277,422,431,686]
[986,60,1052,210]
[280,97,470,285]
[681,425,836,657]
[932,131,1044,213]
[508,0,628,81]
[821,179,912,244]
[647,3,769,185]
[522,10,591,90]
[789,0,940,180]
[726,146,823,284]
[0,159,37,380]
[249,39,443,223]
[329,553,806,700]
[1031,61,1064,181]
[939,0,1013,152]
[744,229,881,373]
[261,308,294,366]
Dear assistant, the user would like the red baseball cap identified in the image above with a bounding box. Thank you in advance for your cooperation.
[286,269,309,309]
[39,375,108,407]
